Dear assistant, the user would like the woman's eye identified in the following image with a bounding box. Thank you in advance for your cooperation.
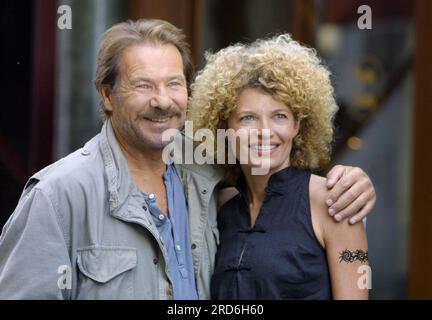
[275,113,288,119]
[240,115,255,121]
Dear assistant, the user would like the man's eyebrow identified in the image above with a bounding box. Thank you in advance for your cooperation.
[129,77,152,83]
[166,75,186,82]
[130,75,185,82]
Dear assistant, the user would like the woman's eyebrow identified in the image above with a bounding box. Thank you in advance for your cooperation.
[234,110,258,117]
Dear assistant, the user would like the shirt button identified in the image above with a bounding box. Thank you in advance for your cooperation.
[153,258,158,264]
[81,149,90,156]
[158,214,165,221]
[201,189,207,195]
[191,243,197,250]
[149,193,155,200]
[142,206,147,211]
[175,245,181,251]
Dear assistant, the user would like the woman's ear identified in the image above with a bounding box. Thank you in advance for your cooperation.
[294,119,300,137]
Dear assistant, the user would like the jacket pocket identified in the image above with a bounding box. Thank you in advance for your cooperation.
[76,245,137,299]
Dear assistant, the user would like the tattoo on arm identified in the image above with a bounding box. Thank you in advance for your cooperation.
[339,249,368,263]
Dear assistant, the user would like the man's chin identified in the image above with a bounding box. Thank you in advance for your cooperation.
[134,120,184,150]
[135,133,172,151]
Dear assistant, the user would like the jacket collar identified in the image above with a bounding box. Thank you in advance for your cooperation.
[99,119,224,215]
[99,119,142,216]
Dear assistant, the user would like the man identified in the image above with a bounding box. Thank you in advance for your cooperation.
[0,19,375,299]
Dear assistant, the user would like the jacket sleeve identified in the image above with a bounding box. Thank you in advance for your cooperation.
[0,187,72,299]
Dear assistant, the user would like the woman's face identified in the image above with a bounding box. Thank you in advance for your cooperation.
[227,88,299,175]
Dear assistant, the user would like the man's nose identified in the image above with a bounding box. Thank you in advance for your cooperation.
[150,86,172,109]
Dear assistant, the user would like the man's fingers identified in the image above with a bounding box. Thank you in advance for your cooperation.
[326,165,376,222]
[332,192,371,222]
[349,200,375,225]
[326,165,349,188]
[326,170,355,207]
[328,180,369,215]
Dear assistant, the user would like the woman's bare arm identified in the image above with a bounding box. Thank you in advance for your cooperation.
[310,174,369,300]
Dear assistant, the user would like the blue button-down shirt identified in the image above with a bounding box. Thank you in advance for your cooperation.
[142,165,198,299]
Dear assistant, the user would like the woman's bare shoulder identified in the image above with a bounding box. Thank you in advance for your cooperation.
[309,174,330,248]
[310,174,328,203]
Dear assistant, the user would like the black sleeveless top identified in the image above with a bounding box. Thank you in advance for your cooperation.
[211,167,332,299]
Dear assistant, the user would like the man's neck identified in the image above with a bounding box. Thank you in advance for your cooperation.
[117,138,169,213]
[122,144,167,178]
[112,125,167,181]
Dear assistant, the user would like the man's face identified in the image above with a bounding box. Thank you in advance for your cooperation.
[105,43,188,151]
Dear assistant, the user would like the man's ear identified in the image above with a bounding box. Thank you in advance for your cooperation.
[100,86,115,112]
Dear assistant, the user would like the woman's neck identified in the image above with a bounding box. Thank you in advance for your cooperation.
[241,164,292,205]
[241,165,291,227]
[241,167,270,206]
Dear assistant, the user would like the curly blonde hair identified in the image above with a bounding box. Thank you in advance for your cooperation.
[188,34,338,179]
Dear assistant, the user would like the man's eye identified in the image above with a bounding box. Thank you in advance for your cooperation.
[168,81,184,87]
[240,115,255,121]
[136,84,151,89]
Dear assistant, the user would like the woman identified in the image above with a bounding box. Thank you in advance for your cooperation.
[188,35,369,299]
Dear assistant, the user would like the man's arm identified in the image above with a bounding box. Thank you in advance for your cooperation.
[325,165,376,224]
[0,188,71,299]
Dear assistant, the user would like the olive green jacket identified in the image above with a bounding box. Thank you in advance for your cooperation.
[0,120,222,299]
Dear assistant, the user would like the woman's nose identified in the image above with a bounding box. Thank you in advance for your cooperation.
[258,118,273,137]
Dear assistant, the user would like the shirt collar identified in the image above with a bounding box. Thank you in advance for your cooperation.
[235,166,301,199]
